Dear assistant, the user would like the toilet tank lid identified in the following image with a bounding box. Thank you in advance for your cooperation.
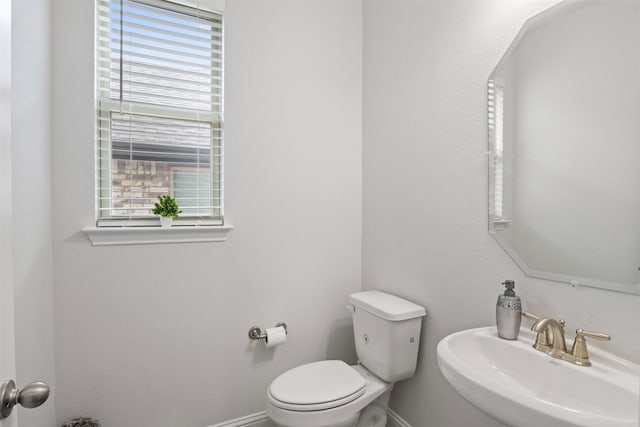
[348,291,426,321]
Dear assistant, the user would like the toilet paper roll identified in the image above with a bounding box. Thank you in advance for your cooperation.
[264,326,287,348]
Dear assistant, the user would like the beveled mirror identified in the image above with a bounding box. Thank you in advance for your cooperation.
[488,0,640,294]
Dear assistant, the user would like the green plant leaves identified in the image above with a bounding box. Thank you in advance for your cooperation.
[151,195,182,219]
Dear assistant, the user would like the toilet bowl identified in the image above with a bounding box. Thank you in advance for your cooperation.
[266,362,391,427]
[265,291,426,427]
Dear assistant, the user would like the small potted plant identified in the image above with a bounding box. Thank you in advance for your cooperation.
[152,195,182,227]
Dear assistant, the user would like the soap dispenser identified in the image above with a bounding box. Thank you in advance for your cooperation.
[496,280,522,340]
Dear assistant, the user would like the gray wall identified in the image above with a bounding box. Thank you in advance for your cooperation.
[362,1,640,426]
[51,1,362,426]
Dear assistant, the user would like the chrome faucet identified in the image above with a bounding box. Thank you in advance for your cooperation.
[526,313,611,367]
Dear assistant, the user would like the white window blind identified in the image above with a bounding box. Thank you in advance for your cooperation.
[488,79,504,220]
[96,0,223,226]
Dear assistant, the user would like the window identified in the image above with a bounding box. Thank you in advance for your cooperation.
[96,0,223,226]
[488,79,505,220]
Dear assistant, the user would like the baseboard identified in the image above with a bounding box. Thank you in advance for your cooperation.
[208,408,411,427]
[208,411,274,427]
[387,408,413,427]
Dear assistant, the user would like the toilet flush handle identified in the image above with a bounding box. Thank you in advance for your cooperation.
[346,304,355,313]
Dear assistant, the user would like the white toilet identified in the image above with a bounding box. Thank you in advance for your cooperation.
[266,290,426,427]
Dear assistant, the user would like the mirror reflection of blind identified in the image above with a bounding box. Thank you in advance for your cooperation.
[96,0,223,225]
[488,80,504,219]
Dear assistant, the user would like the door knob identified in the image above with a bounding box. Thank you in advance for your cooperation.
[0,379,50,419]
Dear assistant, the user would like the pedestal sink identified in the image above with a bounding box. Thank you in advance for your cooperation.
[437,327,639,427]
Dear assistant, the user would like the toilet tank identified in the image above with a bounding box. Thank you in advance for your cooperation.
[348,291,426,383]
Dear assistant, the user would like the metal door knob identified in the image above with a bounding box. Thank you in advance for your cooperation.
[0,379,50,419]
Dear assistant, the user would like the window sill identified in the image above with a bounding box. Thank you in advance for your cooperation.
[82,225,234,246]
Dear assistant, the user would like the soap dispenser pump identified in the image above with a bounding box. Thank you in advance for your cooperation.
[496,280,522,340]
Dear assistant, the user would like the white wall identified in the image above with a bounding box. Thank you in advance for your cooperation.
[46,1,640,426]
[362,1,640,426]
[51,1,362,426]
[11,0,56,425]
[0,1,17,426]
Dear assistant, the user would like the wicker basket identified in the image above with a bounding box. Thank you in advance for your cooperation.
[61,417,101,427]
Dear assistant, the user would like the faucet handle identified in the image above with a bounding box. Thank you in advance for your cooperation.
[576,329,610,341]
[570,328,611,366]
[521,311,551,347]
[521,311,542,321]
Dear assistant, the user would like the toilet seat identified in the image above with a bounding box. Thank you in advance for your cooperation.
[268,360,366,411]
[266,363,393,427]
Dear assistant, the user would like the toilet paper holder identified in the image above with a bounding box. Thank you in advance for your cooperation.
[248,322,287,340]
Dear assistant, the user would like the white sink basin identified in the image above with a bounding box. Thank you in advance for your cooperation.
[437,327,639,427]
